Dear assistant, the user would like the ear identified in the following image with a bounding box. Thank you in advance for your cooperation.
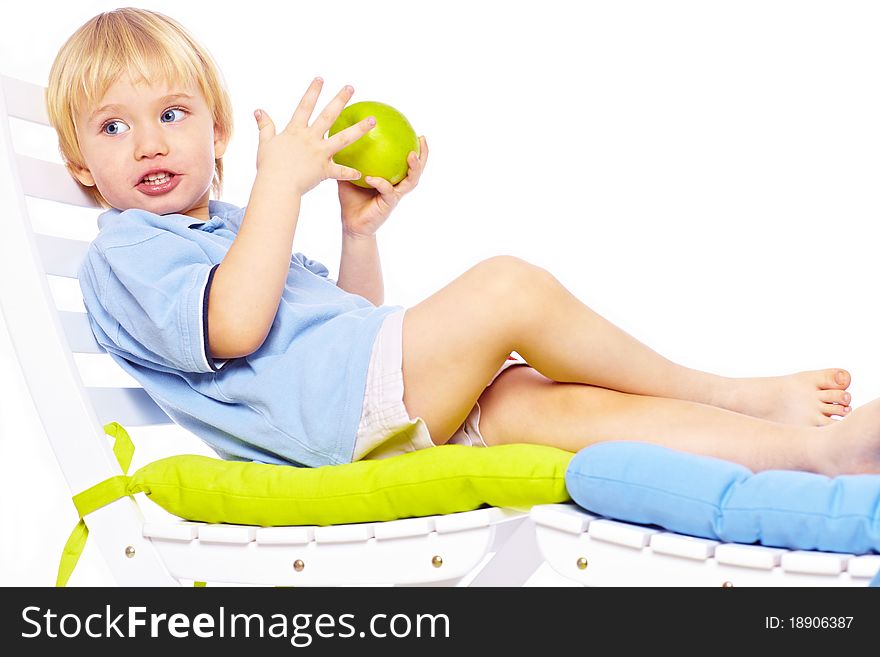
[213,123,229,159]
[68,161,96,187]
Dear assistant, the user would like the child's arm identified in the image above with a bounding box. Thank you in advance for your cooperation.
[334,136,428,306]
[337,232,384,305]
[207,79,375,359]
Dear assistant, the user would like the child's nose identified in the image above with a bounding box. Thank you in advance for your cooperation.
[134,124,169,160]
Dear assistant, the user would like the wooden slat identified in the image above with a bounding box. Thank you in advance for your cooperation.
[59,311,103,353]
[650,532,718,560]
[781,550,851,576]
[17,154,99,208]
[714,543,787,570]
[198,525,256,544]
[314,524,375,544]
[86,387,172,426]
[530,503,596,535]
[1,75,49,125]
[143,522,199,542]
[588,518,658,548]
[847,555,880,579]
[34,233,89,277]
[434,508,495,533]
[255,527,315,545]
[373,517,435,540]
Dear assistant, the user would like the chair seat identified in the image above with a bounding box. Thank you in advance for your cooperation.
[143,508,528,586]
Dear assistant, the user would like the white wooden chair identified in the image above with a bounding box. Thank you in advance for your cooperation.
[8,73,876,589]
[0,74,547,587]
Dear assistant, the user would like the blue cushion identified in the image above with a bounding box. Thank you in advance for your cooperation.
[565,442,880,555]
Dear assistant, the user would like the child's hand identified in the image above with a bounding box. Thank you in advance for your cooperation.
[337,136,429,238]
[253,78,375,195]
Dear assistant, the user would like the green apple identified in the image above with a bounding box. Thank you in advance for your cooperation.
[329,101,419,188]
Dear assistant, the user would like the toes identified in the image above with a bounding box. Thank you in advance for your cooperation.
[821,402,850,418]
[822,368,851,390]
[819,389,851,406]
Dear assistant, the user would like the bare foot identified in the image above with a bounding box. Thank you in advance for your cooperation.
[717,368,851,426]
[816,399,880,476]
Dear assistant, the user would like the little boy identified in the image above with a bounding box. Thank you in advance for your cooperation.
[49,8,880,475]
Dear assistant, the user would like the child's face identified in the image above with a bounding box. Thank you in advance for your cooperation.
[71,77,228,221]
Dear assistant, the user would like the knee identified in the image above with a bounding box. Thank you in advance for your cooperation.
[464,257,562,346]
[471,255,558,302]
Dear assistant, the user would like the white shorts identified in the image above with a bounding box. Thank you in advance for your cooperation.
[352,308,528,461]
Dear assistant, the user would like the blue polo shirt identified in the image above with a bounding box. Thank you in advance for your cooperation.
[78,199,400,467]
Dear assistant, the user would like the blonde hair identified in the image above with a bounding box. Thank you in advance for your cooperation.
[46,7,234,208]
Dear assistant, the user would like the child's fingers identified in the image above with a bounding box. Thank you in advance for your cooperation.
[254,109,275,144]
[364,176,395,196]
[287,77,324,129]
[326,116,376,154]
[405,150,423,184]
[390,146,427,194]
[395,137,428,192]
[329,163,363,182]
[417,135,429,167]
[311,85,356,135]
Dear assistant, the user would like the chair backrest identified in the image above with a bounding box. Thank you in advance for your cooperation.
[0,75,176,584]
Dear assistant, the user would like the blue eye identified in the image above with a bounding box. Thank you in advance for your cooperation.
[102,120,129,135]
[161,108,187,123]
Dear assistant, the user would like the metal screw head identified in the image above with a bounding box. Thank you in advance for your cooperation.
[124,546,136,559]
[576,557,588,570]
[431,555,443,568]
[721,581,734,588]
[293,559,305,572]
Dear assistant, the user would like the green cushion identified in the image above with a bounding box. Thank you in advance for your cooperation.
[59,424,573,586]
[128,443,573,526]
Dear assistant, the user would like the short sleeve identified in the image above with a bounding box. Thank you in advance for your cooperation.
[80,231,227,374]
[292,252,331,279]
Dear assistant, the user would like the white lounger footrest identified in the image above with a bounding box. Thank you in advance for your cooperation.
[531,503,877,587]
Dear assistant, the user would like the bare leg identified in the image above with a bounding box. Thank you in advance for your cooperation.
[475,367,813,472]
[475,367,880,476]
[402,256,850,443]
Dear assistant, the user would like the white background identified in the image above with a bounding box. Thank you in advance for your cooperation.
[1,0,879,586]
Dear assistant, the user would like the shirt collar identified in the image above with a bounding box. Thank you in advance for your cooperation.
[96,199,241,231]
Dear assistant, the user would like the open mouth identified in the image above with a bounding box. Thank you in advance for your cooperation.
[136,171,181,196]
[140,171,175,185]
